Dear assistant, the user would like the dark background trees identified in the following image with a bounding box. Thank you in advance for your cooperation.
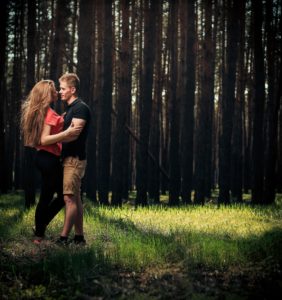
[0,0,281,207]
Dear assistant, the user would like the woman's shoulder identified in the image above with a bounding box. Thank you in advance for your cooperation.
[46,107,64,125]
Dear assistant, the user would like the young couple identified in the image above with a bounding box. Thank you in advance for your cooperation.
[21,73,91,245]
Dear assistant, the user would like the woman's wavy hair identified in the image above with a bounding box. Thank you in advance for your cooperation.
[21,80,57,147]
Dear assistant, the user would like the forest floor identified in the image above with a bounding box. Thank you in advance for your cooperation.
[70,261,282,300]
[1,192,282,299]
[1,240,281,300]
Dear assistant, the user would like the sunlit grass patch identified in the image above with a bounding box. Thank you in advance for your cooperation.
[0,192,282,289]
[87,198,282,268]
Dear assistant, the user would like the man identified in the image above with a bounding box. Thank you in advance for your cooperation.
[56,73,91,245]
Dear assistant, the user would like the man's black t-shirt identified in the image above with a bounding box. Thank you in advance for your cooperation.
[62,98,91,160]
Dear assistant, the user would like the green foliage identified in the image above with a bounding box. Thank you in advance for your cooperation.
[0,192,282,299]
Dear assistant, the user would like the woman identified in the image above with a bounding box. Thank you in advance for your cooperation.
[21,80,80,244]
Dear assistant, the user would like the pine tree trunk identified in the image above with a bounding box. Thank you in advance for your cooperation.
[77,0,96,201]
[136,0,157,206]
[24,0,37,207]
[180,0,195,204]
[148,0,162,203]
[251,0,266,204]
[122,0,135,200]
[112,0,130,206]
[0,0,8,194]
[49,0,68,113]
[98,0,113,205]
[218,0,240,205]
[167,0,180,206]
[231,0,245,203]
[263,0,281,204]
[194,0,213,205]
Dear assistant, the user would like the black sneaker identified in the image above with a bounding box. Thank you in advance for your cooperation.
[55,236,69,246]
[71,235,86,245]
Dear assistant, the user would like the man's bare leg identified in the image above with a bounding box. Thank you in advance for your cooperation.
[60,194,77,237]
[74,193,83,236]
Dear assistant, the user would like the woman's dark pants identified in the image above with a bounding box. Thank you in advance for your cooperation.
[34,150,65,237]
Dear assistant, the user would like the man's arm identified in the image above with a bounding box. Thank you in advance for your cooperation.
[40,122,82,146]
[68,118,86,142]
[63,118,86,142]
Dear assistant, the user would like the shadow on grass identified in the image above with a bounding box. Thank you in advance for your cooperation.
[0,193,27,239]
[92,208,282,267]
[1,195,282,299]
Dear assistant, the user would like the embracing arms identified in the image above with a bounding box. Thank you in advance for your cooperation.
[40,118,85,146]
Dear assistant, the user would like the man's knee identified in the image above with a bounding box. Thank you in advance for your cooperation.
[64,194,75,205]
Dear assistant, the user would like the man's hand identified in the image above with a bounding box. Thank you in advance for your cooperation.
[65,122,82,138]
[63,118,86,142]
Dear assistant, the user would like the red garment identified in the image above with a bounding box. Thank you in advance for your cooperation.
[36,107,64,156]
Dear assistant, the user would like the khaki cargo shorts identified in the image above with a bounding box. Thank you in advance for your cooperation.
[63,157,87,196]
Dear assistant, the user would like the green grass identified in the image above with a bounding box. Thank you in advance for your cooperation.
[1,191,282,299]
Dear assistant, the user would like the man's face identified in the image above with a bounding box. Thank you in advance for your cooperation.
[59,80,76,103]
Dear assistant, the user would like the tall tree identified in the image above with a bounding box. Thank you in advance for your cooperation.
[6,0,24,191]
[168,0,180,206]
[24,0,37,208]
[91,0,104,203]
[14,0,25,190]
[251,0,266,204]
[243,39,253,193]
[68,0,78,73]
[136,0,157,206]
[180,0,196,204]
[112,0,130,206]
[77,0,96,201]
[77,0,93,102]
[160,22,170,195]
[148,0,162,203]
[194,0,213,205]
[0,0,9,194]
[49,0,68,114]
[263,0,281,204]
[50,0,68,81]
[98,0,113,205]
[218,0,241,205]
[122,0,135,200]
[231,0,245,203]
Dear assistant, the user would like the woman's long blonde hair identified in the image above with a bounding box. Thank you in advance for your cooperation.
[21,80,57,147]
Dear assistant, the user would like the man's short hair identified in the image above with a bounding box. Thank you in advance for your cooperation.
[59,73,80,94]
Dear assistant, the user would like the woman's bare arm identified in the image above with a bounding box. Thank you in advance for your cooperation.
[40,123,82,146]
